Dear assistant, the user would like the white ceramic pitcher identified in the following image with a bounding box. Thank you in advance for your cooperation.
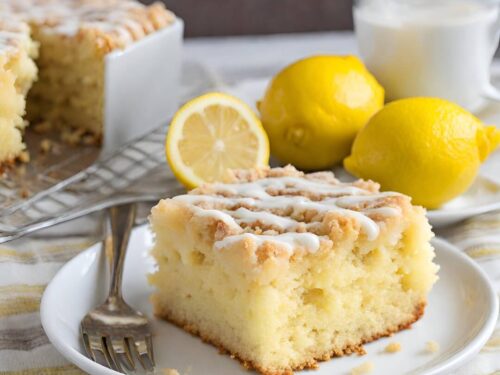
[354,0,500,111]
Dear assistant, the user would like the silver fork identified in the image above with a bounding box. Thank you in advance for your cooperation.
[81,203,155,374]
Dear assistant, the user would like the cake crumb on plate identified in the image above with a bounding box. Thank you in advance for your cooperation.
[162,369,180,375]
[40,139,53,154]
[351,361,374,375]
[426,340,440,353]
[33,121,52,134]
[18,151,30,163]
[384,342,402,353]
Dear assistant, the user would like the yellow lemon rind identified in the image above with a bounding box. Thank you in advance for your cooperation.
[166,92,270,189]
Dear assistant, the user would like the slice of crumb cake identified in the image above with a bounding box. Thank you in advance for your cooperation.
[149,166,438,375]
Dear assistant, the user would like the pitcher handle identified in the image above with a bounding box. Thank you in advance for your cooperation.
[482,83,500,101]
[483,5,500,101]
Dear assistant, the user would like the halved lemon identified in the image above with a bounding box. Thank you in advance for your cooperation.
[166,92,270,189]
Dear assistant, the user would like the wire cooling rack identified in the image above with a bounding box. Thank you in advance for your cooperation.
[0,60,218,243]
[0,123,187,243]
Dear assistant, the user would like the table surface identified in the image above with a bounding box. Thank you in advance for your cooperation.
[0,31,499,375]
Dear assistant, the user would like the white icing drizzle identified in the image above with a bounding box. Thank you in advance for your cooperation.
[214,233,321,254]
[0,0,175,51]
[174,175,405,251]
[0,17,31,57]
[213,177,365,197]
[229,207,298,229]
[175,194,257,207]
[190,206,239,229]
[334,191,401,206]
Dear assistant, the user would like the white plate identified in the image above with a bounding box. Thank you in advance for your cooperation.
[41,226,498,375]
[425,175,500,227]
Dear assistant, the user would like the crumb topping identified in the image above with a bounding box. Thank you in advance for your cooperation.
[166,166,411,254]
[39,138,53,154]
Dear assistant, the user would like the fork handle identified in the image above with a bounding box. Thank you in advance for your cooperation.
[107,203,137,301]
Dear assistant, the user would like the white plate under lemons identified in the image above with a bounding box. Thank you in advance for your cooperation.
[41,225,498,375]
[331,166,500,228]
[425,175,500,227]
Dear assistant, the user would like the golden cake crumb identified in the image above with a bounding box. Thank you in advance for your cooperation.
[351,361,374,375]
[384,342,402,353]
[82,134,99,146]
[40,139,53,154]
[426,340,440,353]
[162,369,180,375]
[19,187,30,199]
[61,128,86,146]
[33,121,52,134]
[18,150,30,163]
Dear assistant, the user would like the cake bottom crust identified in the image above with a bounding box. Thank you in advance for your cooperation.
[154,302,426,375]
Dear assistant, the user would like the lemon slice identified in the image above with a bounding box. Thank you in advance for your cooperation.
[166,92,270,189]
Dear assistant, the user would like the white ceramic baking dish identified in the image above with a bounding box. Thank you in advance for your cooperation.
[103,18,184,152]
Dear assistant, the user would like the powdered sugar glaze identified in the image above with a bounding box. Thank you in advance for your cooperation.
[0,16,33,57]
[173,173,404,252]
[0,0,175,49]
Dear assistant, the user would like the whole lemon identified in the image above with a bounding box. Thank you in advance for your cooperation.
[344,97,500,209]
[258,55,384,170]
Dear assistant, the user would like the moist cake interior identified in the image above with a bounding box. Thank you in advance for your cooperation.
[26,25,106,139]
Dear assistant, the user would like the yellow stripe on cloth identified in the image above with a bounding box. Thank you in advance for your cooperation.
[0,284,46,317]
[0,240,94,264]
[482,329,500,352]
[0,285,46,294]
[0,297,41,317]
[0,365,86,375]
[0,249,36,263]
[466,247,500,259]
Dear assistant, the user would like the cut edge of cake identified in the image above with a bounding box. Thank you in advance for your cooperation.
[0,16,38,168]
[148,165,439,375]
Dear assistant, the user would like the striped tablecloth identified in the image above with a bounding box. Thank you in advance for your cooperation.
[1,32,500,375]
[0,234,96,375]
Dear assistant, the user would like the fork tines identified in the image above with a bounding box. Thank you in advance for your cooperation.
[82,331,155,373]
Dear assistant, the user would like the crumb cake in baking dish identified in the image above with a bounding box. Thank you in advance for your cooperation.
[0,0,175,166]
[149,166,439,375]
[0,16,38,164]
